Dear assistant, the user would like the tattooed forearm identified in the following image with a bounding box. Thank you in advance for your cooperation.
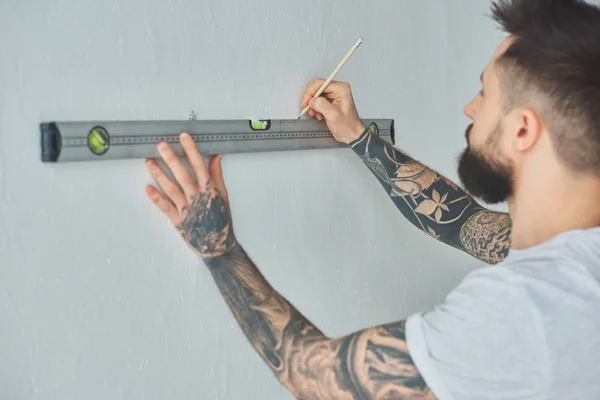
[205,246,324,393]
[169,161,434,398]
[349,123,511,264]
[205,246,436,399]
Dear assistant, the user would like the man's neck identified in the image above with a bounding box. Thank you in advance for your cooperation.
[508,172,600,250]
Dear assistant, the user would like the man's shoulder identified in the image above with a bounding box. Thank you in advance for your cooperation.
[420,263,539,332]
[467,242,600,326]
[406,262,550,400]
[439,249,598,321]
[497,236,600,296]
[408,234,600,400]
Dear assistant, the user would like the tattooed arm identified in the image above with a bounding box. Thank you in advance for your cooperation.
[347,123,511,264]
[206,245,435,400]
[145,135,437,400]
[301,79,512,265]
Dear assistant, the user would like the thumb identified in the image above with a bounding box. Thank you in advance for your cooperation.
[309,97,339,120]
[208,155,229,204]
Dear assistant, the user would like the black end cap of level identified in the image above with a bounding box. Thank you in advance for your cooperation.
[40,122,61,162]
[390,120,395,145]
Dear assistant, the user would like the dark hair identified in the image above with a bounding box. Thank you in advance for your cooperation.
[490,0,600,173]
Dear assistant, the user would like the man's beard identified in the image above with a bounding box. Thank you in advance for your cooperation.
[457,124,513,204]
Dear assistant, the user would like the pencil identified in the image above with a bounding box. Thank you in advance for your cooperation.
[298,37,363,119]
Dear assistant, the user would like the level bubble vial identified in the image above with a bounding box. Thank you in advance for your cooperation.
[250,120,271,131]
[88,126,110,155]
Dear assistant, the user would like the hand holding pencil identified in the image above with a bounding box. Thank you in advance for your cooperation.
[300,78,366,144]
[298,37,363,119]
[299,38,366,144]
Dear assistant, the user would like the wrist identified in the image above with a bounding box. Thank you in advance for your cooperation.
[347,123,371,146]
[203,241,244,269]
[343,122,367,144]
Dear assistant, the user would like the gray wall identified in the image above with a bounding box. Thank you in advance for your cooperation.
[0,1,505,398]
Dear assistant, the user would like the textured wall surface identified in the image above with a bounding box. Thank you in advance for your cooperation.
[1,1,506,398]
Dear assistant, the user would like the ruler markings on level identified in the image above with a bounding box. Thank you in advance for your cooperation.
[61,130,390,147]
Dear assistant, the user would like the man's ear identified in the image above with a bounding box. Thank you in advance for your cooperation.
[511,107,543,153]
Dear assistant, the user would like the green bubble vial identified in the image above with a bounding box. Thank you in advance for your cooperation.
[88,127,109,155]
[251,120,268,130]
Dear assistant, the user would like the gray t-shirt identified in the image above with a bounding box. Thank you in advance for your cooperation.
[406,226,600,400]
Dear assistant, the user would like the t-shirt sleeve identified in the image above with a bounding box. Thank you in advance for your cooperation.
[405,266,549,400]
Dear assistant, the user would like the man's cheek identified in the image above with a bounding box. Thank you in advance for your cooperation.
[470,118,490,145]
[467,126,479,144]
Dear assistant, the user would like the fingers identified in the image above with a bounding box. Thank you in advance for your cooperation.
[309,97,341,121]
[301,78,326,108]
[178,132,210,189]
[157,141,198,199]
[145,158,188,211]
[208,155,229,204]
[308,109,324,120]
[301,79,352,107]
[145,184,180,224]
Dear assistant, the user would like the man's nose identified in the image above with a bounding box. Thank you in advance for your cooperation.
[464,97,477,120]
